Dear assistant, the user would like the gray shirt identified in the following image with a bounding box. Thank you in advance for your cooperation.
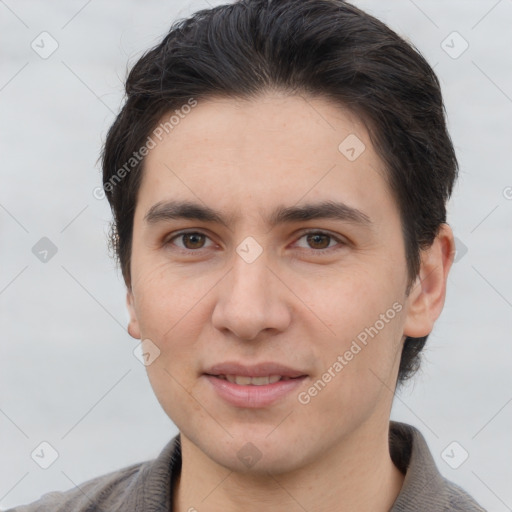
[5,422,486,511]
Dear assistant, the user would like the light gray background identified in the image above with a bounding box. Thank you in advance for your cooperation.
[1,0,511,510]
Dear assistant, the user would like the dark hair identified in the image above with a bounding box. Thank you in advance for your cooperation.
[101,0,458,383]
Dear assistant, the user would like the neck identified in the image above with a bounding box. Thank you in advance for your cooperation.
[173,422,404,512]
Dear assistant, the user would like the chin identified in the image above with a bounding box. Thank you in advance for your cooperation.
[195,427,308,475]
[218,445,304,476]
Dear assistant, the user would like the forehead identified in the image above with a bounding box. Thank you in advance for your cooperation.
[149,93,369,160]
[136,93,396,227]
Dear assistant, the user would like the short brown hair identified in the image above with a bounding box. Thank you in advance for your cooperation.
[101,0,458,383]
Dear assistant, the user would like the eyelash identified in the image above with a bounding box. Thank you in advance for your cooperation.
[165,230,347,255]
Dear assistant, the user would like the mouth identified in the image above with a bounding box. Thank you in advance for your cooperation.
[203,361,307,379]
[202,362,308,408]
[205,374,304,385]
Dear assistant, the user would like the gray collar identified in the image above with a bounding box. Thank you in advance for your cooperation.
[125,422,484,511]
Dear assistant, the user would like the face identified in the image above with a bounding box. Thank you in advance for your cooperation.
[127,92,420,474]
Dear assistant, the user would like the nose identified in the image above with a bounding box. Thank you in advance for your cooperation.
[211,250,292,341]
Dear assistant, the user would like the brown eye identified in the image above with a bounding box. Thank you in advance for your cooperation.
[294,231,345,253]
[306,233,331,250]
[181,233,206,249]
[167,231,214,251]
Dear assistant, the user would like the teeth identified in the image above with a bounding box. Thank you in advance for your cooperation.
[223,375,283,385]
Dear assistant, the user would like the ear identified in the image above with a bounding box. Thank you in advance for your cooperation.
[126,289,141,340]
[403,224,455,338]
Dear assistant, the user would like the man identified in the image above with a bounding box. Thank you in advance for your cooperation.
[7,0,486,510]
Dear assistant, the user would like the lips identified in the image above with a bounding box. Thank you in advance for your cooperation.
[216,375,296,385]
[204,361,307,381]
[203,362,309,407]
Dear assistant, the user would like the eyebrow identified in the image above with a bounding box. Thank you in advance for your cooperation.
[144,199,372,229]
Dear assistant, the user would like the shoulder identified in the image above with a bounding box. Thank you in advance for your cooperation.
[442,479,488,511]
[5,460,147,512]
[390,422,487,511]
[4,435,181,512]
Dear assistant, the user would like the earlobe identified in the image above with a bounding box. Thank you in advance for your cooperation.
[126,289,141,340]
[403,224,455,338]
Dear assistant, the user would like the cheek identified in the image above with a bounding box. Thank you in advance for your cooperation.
[131,266,211,410]
[136,269,211,427]
[131,258,213,340]
[298,266,405,404]
[145,361,206,436]
[297,262,404,337]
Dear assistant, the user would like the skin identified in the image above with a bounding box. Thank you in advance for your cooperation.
[126,92,455,512]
